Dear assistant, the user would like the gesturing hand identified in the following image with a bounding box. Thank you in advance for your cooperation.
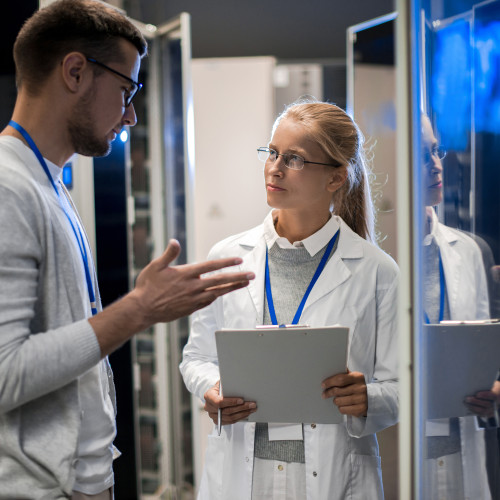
[204,381,257,426]
[133,239,255,325]
[90,239,255,358]
[322,370,368,417]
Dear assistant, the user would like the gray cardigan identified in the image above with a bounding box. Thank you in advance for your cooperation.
[0,137,103,499]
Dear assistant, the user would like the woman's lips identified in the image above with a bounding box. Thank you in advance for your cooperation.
[428,181,442,189]
[267,183,285,192]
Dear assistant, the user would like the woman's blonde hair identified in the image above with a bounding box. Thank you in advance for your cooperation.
[272,98,376,242]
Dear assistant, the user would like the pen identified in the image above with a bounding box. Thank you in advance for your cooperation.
[217,380,223,436]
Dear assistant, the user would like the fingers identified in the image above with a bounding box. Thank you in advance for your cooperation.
[464,393,497,417]
[321,370,368,417]
[322,371,364,393]
[475,390,497,401]
[187,273,255,311]
[335,401,368,417]
[156,239,181,267]
[187,257,245,278]
[208,402,257,426]
[203,271,255,289]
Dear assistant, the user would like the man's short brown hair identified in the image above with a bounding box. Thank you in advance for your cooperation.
[14,0,148,95]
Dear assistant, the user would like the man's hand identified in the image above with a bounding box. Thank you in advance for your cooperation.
[131,239,254,325]
[204,381,257,426]
[322,370,368,417]
[90,239,255,357]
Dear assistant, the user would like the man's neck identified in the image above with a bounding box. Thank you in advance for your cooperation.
[1,93,73,167]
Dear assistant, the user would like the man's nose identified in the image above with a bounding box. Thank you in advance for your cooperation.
[123,103,137,127]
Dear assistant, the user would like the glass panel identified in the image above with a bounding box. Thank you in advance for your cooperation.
[411,0,500,497]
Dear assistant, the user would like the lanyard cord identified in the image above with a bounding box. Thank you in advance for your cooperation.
[9,120,98,316]
[424,249,445,324]
[265,230,339,327]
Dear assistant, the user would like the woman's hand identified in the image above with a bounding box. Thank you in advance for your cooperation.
[464,380,500,418]
[203,380,257,426]
[322,370,368,417]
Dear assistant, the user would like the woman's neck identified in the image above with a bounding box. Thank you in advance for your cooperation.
[424,206,434,236]
[274,209,332,242]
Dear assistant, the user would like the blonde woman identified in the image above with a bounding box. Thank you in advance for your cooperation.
[181,99,399,500]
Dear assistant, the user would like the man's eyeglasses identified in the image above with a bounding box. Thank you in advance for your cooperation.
[86,57,143,107]
[257,147,341,171]
[422,145,447,168]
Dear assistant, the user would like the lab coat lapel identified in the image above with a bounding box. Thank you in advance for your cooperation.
[303,221,363,311]
[239,233,267,324]
[435,223,462,318]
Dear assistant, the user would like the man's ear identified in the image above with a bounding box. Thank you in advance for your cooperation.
[327,166,348,194]
[61,52,88,93]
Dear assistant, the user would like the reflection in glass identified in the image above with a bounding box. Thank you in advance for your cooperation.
[413,0,500,500]
[421,114,491,499]
[413,0,500,498]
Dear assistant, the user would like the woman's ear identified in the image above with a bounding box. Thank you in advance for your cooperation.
[327,166,348,193]
[61,52,88,93]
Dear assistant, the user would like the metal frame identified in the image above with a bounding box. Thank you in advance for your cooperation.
[346,11,397,117]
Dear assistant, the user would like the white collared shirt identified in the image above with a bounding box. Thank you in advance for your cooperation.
[263,210,340,256]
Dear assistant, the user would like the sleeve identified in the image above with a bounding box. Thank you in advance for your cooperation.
[0,181,100,413]
[348,266,399,437]
[179,241,231,402]
[472,241,490,320]
[179,299,222,403]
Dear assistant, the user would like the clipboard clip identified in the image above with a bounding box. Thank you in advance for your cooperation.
[255,324,310,329]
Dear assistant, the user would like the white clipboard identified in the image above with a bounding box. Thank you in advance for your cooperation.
[215,325,349,424]
[425,323,500,419]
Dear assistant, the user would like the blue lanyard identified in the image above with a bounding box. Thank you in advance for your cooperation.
[265,230,339,327]
[424,249,445,324]
[9,120,98,316]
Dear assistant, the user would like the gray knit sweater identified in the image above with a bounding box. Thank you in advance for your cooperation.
[254,240,335,463]
[0,137,104,499]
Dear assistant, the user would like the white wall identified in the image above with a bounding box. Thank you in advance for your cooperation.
[191,56,276,263]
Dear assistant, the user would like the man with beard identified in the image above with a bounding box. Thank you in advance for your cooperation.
[0,1,254,498]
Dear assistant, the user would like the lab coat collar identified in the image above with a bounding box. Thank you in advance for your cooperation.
[425,208,459,245]
[262,210,341,256]
[426,208,462,316]
[238,214,365,320]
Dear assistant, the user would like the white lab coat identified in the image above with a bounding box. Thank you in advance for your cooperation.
[180,215,399,500]
[424,210,491,500]
[430,212,489,321]
[426,210,491,500]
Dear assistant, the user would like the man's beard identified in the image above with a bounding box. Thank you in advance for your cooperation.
[67,87,114,157]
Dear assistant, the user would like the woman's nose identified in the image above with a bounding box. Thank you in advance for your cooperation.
[430,155,443,173]
[269,154,287,173]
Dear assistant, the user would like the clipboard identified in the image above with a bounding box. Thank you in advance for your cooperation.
[425,323,500,419]
[215,325,349,424]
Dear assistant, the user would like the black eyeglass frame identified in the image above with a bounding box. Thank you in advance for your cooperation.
[86,57,143,107]
[257,147,341,170]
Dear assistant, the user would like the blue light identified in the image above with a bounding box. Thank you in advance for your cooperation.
[475,20,500,134]
[431,18,471,151]
[62,163,73,190]
[120,129,129,143]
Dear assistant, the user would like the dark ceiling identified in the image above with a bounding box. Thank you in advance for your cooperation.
[2,1,396,74]
[123,0,396,61]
